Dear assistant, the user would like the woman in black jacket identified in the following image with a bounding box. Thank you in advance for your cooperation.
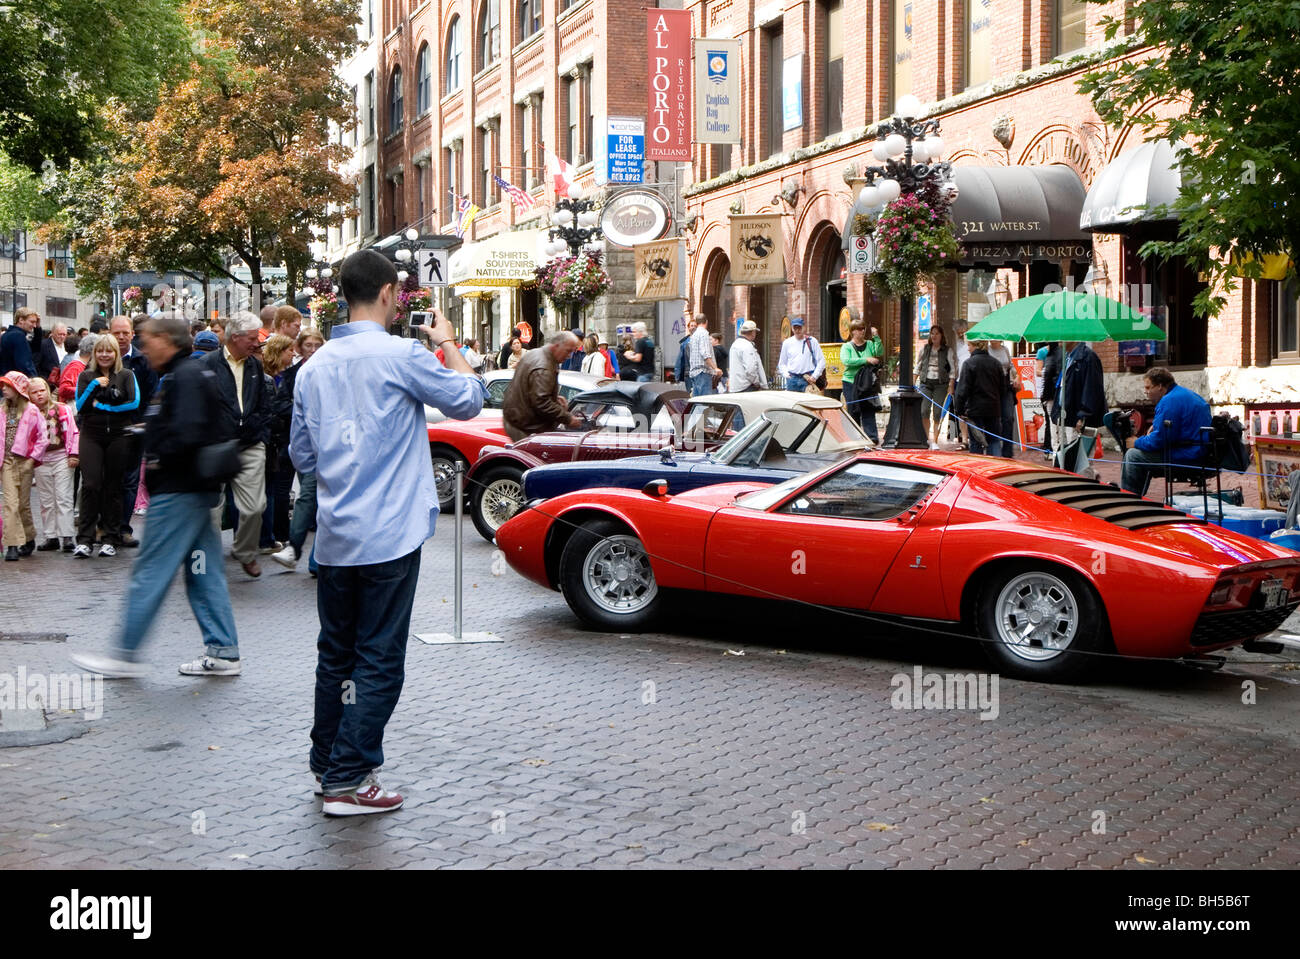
[74,334,140,556]
[260,334,296,548]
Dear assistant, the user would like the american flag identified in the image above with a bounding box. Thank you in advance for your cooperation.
[493,173,536,211]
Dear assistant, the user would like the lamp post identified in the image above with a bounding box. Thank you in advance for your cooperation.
[545,182,604,333]
[858,93,959,449]
[304,258,337,336]
[392,227,422,284]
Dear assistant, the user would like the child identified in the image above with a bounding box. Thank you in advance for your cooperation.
[26,376,79,552]
[2,371,48,561]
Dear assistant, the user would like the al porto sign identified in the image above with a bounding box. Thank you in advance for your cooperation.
[958,241,1093,266]
[647,10,692,161]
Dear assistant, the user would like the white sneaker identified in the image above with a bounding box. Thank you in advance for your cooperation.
[178,655,241,677]
[69,651,146,679]
[97,543,117,557]
[73,544,93,558]
[322,773,404,816]
[270,545,299,570]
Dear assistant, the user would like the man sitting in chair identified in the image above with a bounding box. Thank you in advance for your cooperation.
[1119,367,1211,496]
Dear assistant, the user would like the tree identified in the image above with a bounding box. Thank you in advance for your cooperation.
[54,0,360,299]
[1078,1,1300,316]
[0,0,190,172]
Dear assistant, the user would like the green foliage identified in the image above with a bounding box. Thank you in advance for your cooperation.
[0,0,190,171]
[1078,0,1300,316]
[868,193,960,299]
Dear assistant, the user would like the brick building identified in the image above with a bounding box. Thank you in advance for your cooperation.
[376,0,661,351]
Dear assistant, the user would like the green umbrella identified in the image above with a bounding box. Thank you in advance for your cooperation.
[965,291,1166,343]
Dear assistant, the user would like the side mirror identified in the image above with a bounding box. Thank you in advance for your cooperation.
[659,445,676,465]
[641,478,670,498]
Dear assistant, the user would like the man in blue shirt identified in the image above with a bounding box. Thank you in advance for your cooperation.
[1120,366,1211,496]
[290,249,486,816]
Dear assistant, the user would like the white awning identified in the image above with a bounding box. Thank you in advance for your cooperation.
[449,229,547,288]
[1079,141,1184,233]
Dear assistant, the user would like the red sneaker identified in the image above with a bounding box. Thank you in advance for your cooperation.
[322,775,404,816]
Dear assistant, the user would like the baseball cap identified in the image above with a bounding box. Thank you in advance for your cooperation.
[1036,346,1049,361]
[790,316,804,327]
[739,320,759,333]
[194,331,220,352]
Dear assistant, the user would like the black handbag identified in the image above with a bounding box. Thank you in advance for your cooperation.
[805,338,828,390]
[195,439,241,485]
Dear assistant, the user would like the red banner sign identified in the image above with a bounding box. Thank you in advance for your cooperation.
[647,9,692,162]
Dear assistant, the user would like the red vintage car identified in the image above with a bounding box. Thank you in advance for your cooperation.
[495,450,1300,682]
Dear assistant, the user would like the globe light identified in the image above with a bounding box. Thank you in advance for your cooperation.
[397,270,409,283]
[568,182,584,201]
[895,94,922,119]
[925,135,944,160]
[912,139,931,163]
[877,178,901,203]
[940,180,960,202]
[885,133,907,159]
[578,209,599,228]
[321,267,333,278]
[871,140,890,162]
[554,208,574,227]
[858,185,880,208]
[404,227,419,242]
[305,268,318,280]
[395,248,412,262]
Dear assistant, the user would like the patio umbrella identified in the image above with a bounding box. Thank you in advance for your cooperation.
[964,291,1166,473]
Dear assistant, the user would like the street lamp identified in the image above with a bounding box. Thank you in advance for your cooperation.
[860,98,958,449]
[547,182,604,333]
[304,257,337,335]
[394,227,422,283]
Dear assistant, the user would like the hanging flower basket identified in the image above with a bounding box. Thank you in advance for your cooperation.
[395,274,432,322]
[535,252,612,315]
[867,191,960,299]
[122,286,144,312]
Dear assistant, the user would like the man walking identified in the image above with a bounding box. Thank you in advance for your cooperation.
[622,322,655,382]
[203,312,271,577]
[1061,340,1106,447]
[776,317,824,392]
[69,315,242,678]
[955,340,1008,457]
[291,250,486,815]
[686,312,720,397]
[728,320,768,393]
[502,331,582,442]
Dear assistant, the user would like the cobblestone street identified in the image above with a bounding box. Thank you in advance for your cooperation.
[2,514,1299,869]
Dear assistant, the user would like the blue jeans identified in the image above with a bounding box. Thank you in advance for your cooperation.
[689,371,715,396]
[636,373,654,383]
[310,547,421,792]
[968,416,1004,457]
[1122,446,1167,496]
[785,374,809,392]
[115,491,239,661]
[288,470,317,554]
[841,380,880,443]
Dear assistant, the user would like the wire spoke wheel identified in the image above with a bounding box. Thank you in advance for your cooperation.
[482,476,523,531]
[994,571,1079,662]
[581,535,658,614]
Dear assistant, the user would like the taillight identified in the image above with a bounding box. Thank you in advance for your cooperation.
[1204,565,1300,612]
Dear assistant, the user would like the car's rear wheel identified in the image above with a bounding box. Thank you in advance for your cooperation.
[977,564,1105,682]
[471,465,526,543]
[559,519,661,631]
[428,444,469,512]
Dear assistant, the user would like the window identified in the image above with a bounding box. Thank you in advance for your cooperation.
[822,1,843,137]
[416,163,427,225]
[445,18,463,92]
[364,165,376,234]
[364,72,375,140]
[965,0,992,88]
[388,175,402,233]
[366,0,374,37]
[479,126,494,206]
[1055,0,1087,57]
[519,103,533,190]
[765,26,783,157]
[1274,279,1299,360]
[712,143,732,176]
[0,290,28,313]
[891,0,912,112]
[416,45,431,114]
[583,74,593,164]
[779,461,941,521]
[350,184,359,239]
[479,0,500,68]
[518,0,542,42]
[350,85,359,145]
[566,75,580,163]
[388,67,404,134]
[444,145,461,209]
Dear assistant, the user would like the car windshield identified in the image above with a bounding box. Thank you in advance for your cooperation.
[735,474,809,511]
[712,408,866,467]
[681,403,736,442]
[568,401,676,433]
[778,461,943,521]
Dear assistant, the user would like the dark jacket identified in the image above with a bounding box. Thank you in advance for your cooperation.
[1061,343,1106,427]
[955,348,1008,419]
[121,347,159,416]
[1040,343,1062,408]
[266,372,294,469]
[201,347,270,448]
[142,351,232,495]
[0,325,36,377]
[74,367,140,434]
[37,336,62,381]
[503,347,566,437]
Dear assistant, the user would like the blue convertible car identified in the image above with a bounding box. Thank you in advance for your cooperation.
[521,394,872,508]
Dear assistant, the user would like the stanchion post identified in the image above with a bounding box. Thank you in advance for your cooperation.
[453,459,464,640]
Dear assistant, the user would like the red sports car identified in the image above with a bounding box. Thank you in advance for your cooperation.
[496,450,1300,681]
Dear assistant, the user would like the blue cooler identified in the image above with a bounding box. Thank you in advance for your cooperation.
[1171,496,1287,541]
[1268,529,1300,553]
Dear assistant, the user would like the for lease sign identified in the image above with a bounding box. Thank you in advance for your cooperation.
[647,10,692,161]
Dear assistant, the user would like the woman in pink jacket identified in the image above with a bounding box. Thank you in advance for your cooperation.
[27,376,79,552]
[2,370,49,560]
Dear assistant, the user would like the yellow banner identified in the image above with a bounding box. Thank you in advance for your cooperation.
[730,215,786,285]
[633,239,681,301]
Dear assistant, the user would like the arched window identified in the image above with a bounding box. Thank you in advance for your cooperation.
[518,0,541,42]
[445,17,463,92]
[388,66,403,134]
[416,44,431,114]
[479,0,500,69]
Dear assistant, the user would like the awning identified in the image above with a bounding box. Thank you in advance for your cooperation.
[449,229,546,289]
[842,165,1089,266]
[1079,141,1183,233]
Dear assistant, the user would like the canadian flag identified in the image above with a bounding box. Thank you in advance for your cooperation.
[547,149,576,198]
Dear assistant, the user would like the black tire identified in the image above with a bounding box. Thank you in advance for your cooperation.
[977,563,1106,682]
[558,519,662,631]
[428,444,469,512]
[470,465,526,543]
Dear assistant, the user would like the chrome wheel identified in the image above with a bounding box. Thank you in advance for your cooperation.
[993,571,1079,662]
[428,448,464,507]
[581,534,658,614]
[481,475,524,532]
